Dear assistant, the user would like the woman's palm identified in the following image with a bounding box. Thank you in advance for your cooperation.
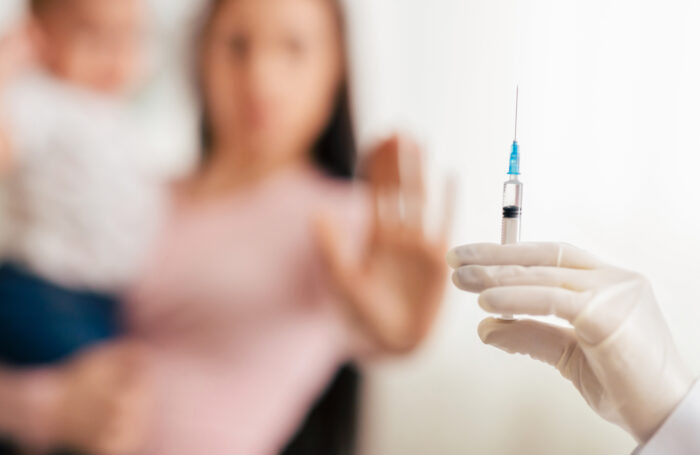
[318,135,452,353]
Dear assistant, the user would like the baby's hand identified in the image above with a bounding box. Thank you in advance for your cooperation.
[52,342,152,455]
[0,22,39,173]
[0,23,38,87]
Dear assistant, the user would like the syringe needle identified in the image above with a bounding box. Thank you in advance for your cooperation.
[514,85,519,142]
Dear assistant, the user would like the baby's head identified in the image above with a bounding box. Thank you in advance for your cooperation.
[29,0,146,94]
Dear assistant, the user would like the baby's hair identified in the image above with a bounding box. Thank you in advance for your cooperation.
[29,0,69,17]
[29,0,50,13]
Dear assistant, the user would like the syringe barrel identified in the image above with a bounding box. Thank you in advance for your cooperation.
[501,177,523,245]
[500,176,523,319]
[501,217,521,244]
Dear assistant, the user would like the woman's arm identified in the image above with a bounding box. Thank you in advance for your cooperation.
[0,342,152,455]
[0,366,62,449]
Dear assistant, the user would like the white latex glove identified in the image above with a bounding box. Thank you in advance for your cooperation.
[447,242,696,443]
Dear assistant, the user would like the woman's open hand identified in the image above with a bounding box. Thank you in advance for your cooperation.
[317,135,453,354]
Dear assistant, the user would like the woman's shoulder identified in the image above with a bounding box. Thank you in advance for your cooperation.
[158,166,372,231]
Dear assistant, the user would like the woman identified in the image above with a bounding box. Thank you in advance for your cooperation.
[123,0,449,452]
[0,0,451,453]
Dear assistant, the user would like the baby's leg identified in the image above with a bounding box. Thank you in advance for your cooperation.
[0,263,123,366]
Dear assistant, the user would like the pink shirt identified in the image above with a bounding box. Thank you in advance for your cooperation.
[127,168,370,455]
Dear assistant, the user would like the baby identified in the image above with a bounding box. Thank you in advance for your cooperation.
[0,0,165,366]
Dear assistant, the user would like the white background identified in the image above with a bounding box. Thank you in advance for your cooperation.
[4,0,700,454]
[350,1,700,454]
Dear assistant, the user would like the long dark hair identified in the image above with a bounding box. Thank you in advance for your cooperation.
[197,1,360,454]
[197,0,357,180]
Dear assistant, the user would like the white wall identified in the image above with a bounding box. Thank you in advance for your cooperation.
[350,1,700,454]
[2,0,700,453]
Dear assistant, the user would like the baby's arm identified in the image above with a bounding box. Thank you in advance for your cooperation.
[0,23,38,176]
[0,125,12,175]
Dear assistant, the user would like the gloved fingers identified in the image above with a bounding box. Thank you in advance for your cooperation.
[478,286,586,323]
[452,264,593,293]
[478,317,579,373]
[447,242,603,270]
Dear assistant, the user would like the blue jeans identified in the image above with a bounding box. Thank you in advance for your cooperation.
[0,263,122,366]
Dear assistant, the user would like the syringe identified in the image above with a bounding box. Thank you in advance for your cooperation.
[500,87,523,319]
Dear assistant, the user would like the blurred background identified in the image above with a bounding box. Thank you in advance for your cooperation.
[3,0,700,453]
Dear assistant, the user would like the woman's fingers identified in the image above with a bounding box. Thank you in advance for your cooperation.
[372,188,401,232]
[452,264,594,293]
[447,242,604,270]
[366,135,401,186]
[367,137,401,230]
[478,317,579,373]
[478,286,586,322]
[96,376,150,455]
[397,136,426,231]
[366,134,427,233]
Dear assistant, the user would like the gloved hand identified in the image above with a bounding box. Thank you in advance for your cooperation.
[447,242,696,443]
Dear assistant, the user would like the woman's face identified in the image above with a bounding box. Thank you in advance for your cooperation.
[201,0,344,165]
